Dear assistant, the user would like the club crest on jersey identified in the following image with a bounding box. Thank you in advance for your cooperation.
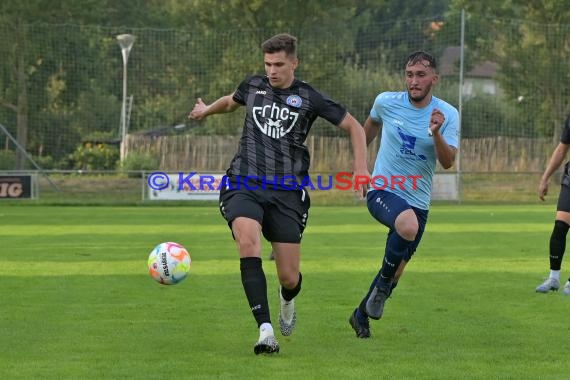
[286,95,302,108]
[252,103,299,139]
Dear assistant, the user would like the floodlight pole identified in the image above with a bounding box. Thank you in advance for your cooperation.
[117,34,136,162]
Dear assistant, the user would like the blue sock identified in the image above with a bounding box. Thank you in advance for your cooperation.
[357,233,413,317]
[379,232,413,285]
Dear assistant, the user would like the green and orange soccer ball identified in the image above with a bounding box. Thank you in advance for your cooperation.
[147,242,191,285]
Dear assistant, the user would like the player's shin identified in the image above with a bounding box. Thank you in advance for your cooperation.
[378,232,413,286]
[240,257,271,326]
[549,220,569,270]
[364,233,413,319]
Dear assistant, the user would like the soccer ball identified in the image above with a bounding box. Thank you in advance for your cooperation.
[147,242,191,285]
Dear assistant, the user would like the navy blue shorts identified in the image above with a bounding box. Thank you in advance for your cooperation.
[366,189,429,261]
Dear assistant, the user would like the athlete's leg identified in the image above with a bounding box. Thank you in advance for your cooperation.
[272,242,302,336]
[379,209,417,282]
[551,210,570,271]
[272,242,301,293]
[355,197,428,325]
[536,184,570,293]
[363,191,417,319]
[263,189,309,337]
[388,208,428,295]
[219,183,278,354]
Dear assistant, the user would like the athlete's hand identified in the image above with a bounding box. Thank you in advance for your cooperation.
[353,168,371,200]
[538,179,549,201]
[428,108,445,136]
[188,98,208,120]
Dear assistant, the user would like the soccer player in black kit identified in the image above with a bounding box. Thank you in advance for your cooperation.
[536,115,570,296]
[189,33,369,354]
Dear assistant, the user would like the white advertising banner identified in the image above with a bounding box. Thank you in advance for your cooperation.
[431,173,459,201]
[146,172,223,201]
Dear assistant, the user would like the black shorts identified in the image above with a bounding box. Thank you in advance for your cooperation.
[219,178,310,243]
[556,184,570,213]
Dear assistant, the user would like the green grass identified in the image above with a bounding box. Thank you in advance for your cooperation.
[0,204,568,379]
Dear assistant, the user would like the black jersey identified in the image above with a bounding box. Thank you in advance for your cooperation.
[228,75,347,186]
[559,116,570,186]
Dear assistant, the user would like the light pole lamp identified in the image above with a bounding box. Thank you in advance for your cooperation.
[116,34,136,161]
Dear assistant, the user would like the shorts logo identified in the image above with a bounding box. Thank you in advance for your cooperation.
[252,103,299,139]
[286,95,302,108]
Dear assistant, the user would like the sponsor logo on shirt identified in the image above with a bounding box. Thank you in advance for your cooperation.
[252,103,299,139]
[397,127,427,161]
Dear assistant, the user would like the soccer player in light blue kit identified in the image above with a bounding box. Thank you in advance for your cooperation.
[349,51,459,338]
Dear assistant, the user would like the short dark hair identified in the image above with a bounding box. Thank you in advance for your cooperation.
[404,51,437,71]
[261,33,297,58]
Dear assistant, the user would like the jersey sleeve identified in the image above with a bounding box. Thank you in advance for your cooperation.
[314,92,347,126]
[442,107,460,149]
[232,78,249,105]
[369,93,384,123]
[560,116,570,144]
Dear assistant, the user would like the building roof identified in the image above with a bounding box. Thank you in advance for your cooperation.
[439,46,499,78]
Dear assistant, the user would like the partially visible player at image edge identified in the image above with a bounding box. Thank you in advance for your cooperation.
[536,115,570,295]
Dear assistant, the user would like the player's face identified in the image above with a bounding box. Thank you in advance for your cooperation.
[405,60,439,106]
[264,51,298,89]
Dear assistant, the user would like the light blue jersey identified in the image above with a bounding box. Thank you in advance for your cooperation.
[369,91,459,210]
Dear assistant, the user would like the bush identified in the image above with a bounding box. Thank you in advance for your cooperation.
[69,143,119,170]
[119,151,159,177]
[34,155,56,170]
[0,150,16,170]
[461,95,535,138]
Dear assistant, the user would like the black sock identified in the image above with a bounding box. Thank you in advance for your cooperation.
[550,220,569,270]
[240,257,270,327]
[281,272,302,302]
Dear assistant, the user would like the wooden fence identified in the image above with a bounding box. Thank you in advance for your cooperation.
[125,134,554,173]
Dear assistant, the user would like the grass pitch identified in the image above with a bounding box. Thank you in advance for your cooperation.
[0,204,568,379]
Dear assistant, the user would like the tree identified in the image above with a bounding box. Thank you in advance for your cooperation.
[448,0,570,140]
[0,0,174,168]
[353,0,450,71]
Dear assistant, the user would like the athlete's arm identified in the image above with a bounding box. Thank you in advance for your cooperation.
[538,142,569,201]
[430,109,456,169]
[338,113,369,174]
[188,93,241,121]
[338,112,371,197]
[432,133,456,169]
[363,116,381,146]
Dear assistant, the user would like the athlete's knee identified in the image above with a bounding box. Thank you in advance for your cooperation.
[279,270,300,289]
[234,232,261,256]
[552,220,570,240]
[280,272,302,299]
[395,211,418,241]
[232,219,262,255]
